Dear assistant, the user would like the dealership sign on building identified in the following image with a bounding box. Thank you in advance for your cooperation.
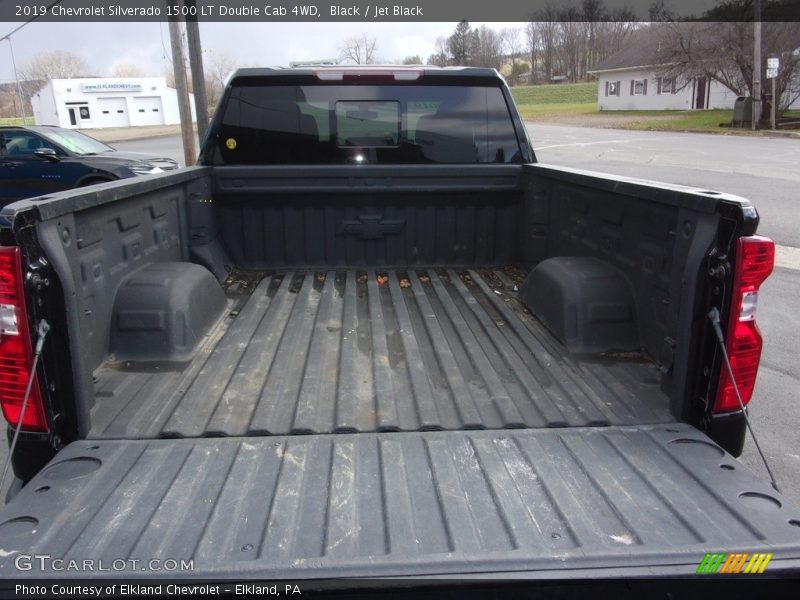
[81,82,143,93]
[31,77,196,129]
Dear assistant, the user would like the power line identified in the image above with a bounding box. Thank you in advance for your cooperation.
[6,35,27,121]
[0,0,63,42]
[1,1,62,123]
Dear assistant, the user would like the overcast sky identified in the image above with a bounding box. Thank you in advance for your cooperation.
[0,21,525,83]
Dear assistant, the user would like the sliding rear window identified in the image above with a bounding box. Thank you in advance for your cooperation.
[211,84,522,165]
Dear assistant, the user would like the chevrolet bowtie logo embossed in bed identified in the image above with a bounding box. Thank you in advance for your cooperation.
[337,215,406,239]
[697,552,773,574]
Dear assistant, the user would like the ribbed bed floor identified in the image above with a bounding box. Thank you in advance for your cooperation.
[90,269,673,439]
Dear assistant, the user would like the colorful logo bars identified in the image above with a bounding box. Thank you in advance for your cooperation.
[696,552,773,574]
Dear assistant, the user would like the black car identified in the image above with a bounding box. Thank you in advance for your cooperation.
[0,125,179,206]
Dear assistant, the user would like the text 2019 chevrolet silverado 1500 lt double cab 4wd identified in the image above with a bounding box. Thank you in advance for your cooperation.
[1,67,799,580]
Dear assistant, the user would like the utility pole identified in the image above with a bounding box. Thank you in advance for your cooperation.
[184,0,209,141]
[752,0,762,130]
[168,16,196,166]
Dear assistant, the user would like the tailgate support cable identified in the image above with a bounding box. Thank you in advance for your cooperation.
[0,319,50,494]
[708,308,779,492]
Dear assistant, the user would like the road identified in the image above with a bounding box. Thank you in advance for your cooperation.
[113,135,195,166]
[3,126,799,509]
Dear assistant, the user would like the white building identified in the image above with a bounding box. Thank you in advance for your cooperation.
[589,35,800,112]
[31,77,196,129]
[590,67,739,111]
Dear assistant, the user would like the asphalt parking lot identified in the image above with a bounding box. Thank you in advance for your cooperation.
[2,124,799,509]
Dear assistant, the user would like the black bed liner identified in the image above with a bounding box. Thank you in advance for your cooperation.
[89,269,671,439]
[2,423,800,578]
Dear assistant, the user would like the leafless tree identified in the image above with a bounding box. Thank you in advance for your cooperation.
[0,90,20,118]
[339,34,378,65]
[656,21,800,114]
[433,12,642,86]
[204,51,239,109]
[556,7,584,82]
[109,63,148,78]
[0,81,40,118]
[598,17,639,61]
[648,0,674,21]
[471,26,504,71]
[524,1,640,84]
[427,36,451,66]
[525,22,540,83]
[536,6,560,82]
[21,51,91,81]
[501,27,523,84]
[582,0,607,79]
[163,65,184,91]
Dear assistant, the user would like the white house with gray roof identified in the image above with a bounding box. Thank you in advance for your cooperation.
[589,66,739,111]
[589,33,799,112]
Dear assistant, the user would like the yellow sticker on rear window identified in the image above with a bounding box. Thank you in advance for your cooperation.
[225,138,237,150]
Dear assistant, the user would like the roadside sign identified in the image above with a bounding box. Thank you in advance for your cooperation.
[767,59,779,130]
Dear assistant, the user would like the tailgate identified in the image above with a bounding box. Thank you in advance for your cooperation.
[2,424,800,578]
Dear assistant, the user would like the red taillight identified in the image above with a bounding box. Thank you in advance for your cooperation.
[0,246,48,432]
[713,235,775,413]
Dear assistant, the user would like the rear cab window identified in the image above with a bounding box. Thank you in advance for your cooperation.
[209,77,524,165]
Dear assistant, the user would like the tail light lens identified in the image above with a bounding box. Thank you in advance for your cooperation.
[713,235,775,413]
[0,246,48,432]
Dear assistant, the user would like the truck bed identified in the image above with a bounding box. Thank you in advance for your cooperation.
[3,423,800,578]
[89,269,672,439]
[6,68,800,582]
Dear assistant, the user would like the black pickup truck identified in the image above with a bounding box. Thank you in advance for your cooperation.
[1,66,799,580]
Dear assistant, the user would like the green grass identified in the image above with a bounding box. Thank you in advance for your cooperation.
[516,102,598,120]
[0,117,34,126]
[610,109,800,132]
[512,82,597,106]
[615,109,734,132]
[511,83,599,120]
